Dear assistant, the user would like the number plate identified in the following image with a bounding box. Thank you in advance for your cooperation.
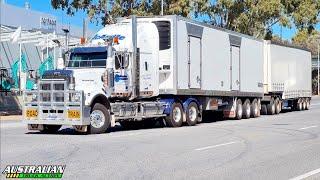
[26,109,38,118]
[68,110,80,119]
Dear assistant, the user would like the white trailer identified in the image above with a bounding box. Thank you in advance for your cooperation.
[262,41,312,114]
[22,15,311,134]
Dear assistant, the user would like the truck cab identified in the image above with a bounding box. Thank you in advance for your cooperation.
[23,45,110,133]
[23,16,168,134]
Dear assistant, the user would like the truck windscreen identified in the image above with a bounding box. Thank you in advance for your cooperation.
[67,52,107,68]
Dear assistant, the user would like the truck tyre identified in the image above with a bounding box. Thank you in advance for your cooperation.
[243,99,251,119]
[302,99,307,110]
[235,99,243,120]
[88,103,111,134]
[186,102,199,126]
[165,102,183,127]
[305,98,310,110]
[40,125,62,133]
[296,99,303,111]
[251,99,259,118]
[267,98,275,115]
[275,98,281,114]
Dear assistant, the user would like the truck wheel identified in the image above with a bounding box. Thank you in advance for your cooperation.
[305,98,310,110]
[235,99,243,120]
[40,125,62,133]
[267,98,275,115]
[186,102,199,126]
[165,102,183,127]
[261,104,267,115]
[302,99,307,110]
[251,99,259,118]
[88,103,111,134]
[296,99,303,111]
[275,98,281,114]
[243,99,251,119]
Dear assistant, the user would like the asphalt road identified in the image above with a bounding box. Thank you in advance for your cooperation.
[1,97,320,180]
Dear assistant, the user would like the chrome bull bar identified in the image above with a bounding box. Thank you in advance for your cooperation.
[22,79,90,126]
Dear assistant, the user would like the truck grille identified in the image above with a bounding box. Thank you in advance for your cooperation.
[39,80,67,103]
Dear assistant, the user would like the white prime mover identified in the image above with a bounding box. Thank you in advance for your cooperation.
[23,16,311,134]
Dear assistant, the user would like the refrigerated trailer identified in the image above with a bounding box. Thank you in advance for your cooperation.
[262,41,312,115]
[23,15,311,134]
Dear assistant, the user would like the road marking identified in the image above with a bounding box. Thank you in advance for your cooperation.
[289,168,320,180]
[195,141,239,151]
[299,126,318,130]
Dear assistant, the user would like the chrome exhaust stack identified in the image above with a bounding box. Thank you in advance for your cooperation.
[130,15,139,100]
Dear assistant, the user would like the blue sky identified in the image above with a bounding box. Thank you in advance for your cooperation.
[5,0,319,40]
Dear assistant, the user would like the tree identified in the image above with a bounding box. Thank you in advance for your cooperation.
[292,29,320,55]
[51,0,209,25]
[206,0,320,39]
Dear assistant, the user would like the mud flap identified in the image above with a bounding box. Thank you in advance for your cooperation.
[223,98,237,118]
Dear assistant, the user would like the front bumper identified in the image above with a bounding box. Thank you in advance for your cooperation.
[22,80,91,126]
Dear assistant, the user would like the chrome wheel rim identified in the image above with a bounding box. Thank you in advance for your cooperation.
[90,110,105,128]
[188,106,197,122]
[173,107,182,123]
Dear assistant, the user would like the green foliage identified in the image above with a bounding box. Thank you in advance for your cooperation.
[292,29,320,55]
[51,0,319,39]
[208,0,320,38]
[51,0,209,25]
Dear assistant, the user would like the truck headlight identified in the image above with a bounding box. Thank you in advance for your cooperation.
[32,93,37,101]
[71,92,81,102]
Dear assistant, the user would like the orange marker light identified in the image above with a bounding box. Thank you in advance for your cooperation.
[113,36,119,44]
[80,37,86,44]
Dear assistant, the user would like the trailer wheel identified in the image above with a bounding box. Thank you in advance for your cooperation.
[251,99,259,118]
[275,98,281,114]
[305,98,310,110]
[296,99,303,111]
[243,99,251,119]
[235,99,243,120]
[302,99,307,110]
[186,102,199,126]
[88,103,111,134]
[165,102,183,127]
[40,125,62,134]
[261,104,267,115]
[267,98,275,115]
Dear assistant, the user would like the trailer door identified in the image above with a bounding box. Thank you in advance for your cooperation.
[231,46,240,91]
[188,36,201,89]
